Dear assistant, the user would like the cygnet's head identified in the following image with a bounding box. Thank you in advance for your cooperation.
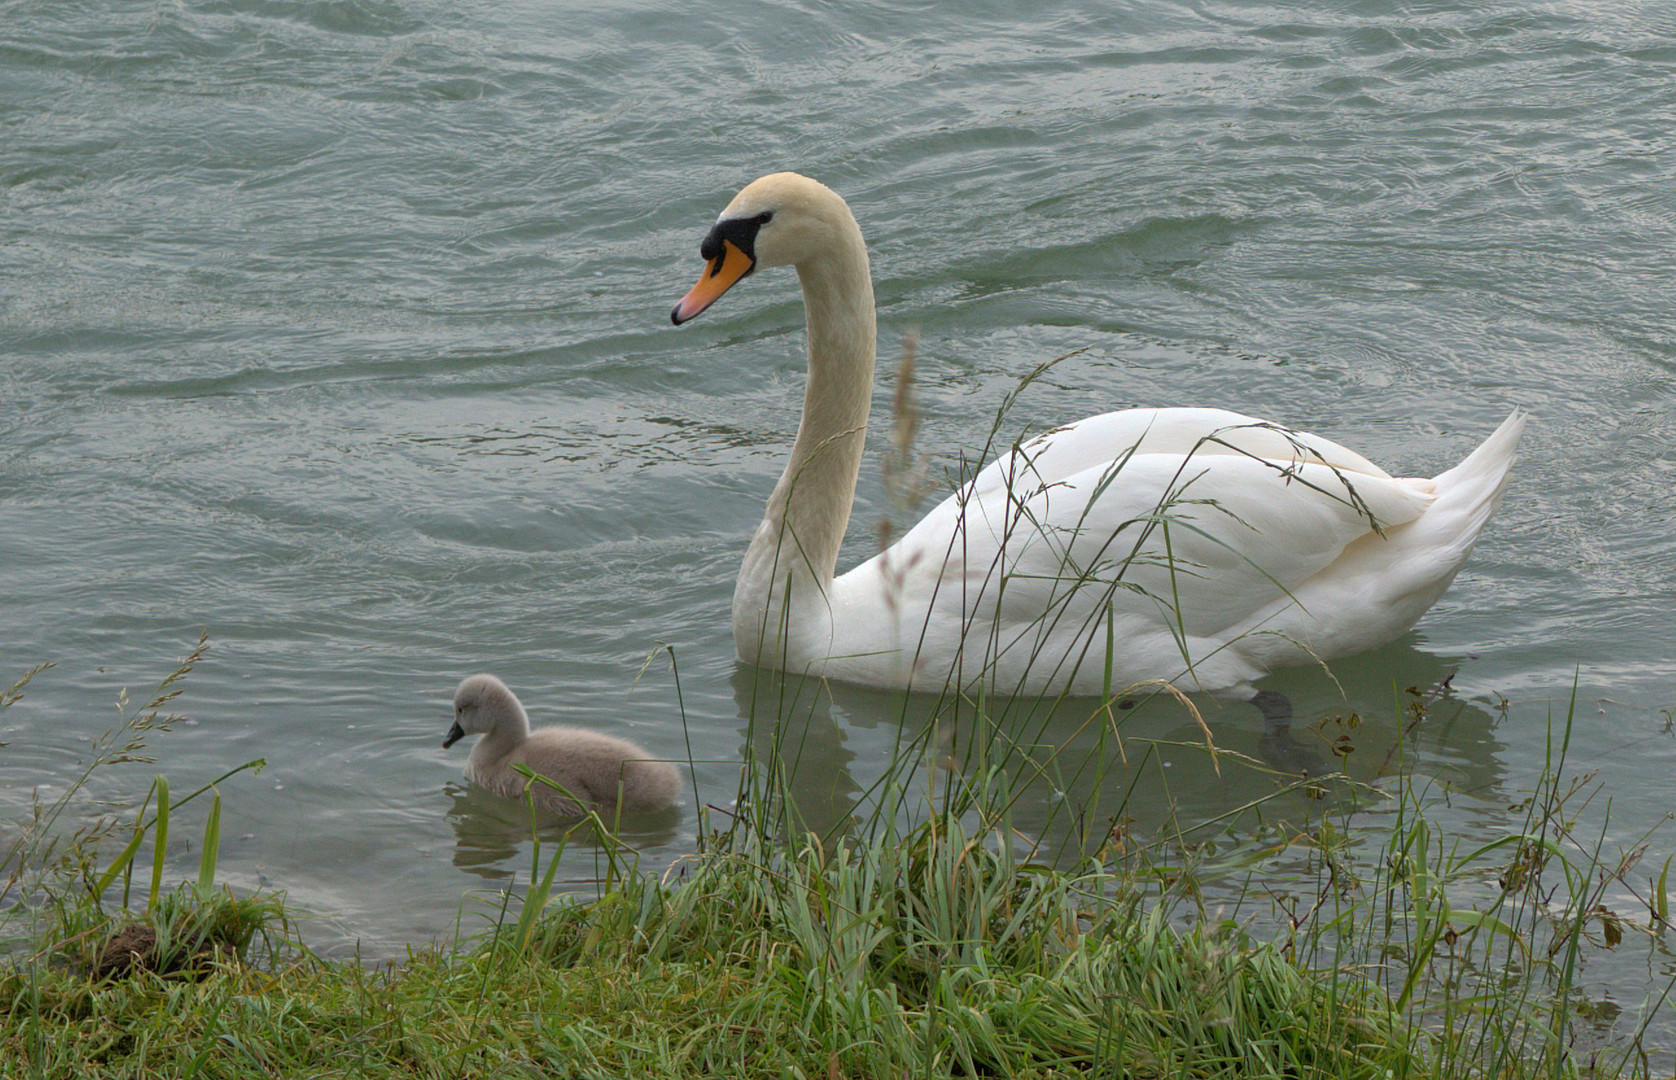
[670,172,859,325]
[443,673,527,749]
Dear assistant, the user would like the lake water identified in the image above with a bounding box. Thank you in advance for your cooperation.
[3,0,1673,1030]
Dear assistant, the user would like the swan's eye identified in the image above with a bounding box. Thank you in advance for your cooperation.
[755,211,773,225]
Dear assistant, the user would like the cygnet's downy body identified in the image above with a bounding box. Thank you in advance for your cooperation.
[444,674,681,818]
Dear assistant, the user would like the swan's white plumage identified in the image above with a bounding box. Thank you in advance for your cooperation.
[677,173,1525,698]
[829,408,1522,696]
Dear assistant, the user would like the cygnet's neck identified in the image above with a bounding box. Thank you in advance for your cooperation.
[733,226,876,666]
[476,693,532,758]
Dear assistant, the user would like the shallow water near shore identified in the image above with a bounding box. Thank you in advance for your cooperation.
[2,0,1674,1036]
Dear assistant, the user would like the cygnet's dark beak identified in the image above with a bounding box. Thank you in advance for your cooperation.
[442,721,465,749]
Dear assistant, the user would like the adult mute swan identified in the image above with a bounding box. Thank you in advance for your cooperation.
[671,172,1525,714]
[445,675,681,817]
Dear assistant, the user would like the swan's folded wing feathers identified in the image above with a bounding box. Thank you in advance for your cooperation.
[961,452,1433,639]
[967,407,1394,505]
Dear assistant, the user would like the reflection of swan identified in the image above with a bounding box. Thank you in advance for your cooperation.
[673,173,1526,714]
[728,665,872,839]
[444,675,681,818]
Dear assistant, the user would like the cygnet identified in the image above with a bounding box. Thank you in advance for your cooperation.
[444,674,681,818]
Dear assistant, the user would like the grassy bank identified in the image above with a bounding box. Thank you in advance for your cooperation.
[5,827,1419,1078]
[3,649,1674,1078]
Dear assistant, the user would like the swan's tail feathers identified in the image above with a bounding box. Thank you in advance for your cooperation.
[1351,408,1527,629]
[1402,408,1528,584]
[1429,408,1528,523]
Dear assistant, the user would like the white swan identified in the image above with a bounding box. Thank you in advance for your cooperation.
[672,172,1525,710]
[444,674,681,817]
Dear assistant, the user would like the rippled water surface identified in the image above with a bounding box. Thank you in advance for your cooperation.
[3,0,1674,1023]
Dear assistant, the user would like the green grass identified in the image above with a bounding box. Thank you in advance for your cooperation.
[4,812,1424,1079]
[3,648,1672,1077]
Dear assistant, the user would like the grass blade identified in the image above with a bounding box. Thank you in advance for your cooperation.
[147,774,170,915]
[197,788,222,901]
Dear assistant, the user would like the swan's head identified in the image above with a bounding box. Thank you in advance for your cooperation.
[671,172,857,325]
[444,673,526,748]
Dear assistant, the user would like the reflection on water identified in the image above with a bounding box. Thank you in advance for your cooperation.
[442,781,681,882]
[728,632,1509,876]
[729,666,865,840]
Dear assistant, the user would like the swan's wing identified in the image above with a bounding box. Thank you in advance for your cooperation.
[967,407,1394,502]
[871,448,1432,643]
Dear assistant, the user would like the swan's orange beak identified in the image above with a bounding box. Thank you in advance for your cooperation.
[671,240,754,325]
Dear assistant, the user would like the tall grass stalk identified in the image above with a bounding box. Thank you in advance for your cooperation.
[1,640,284,995]
[2,634,208,907]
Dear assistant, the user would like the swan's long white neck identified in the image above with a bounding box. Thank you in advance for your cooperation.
[733,215,876,667]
